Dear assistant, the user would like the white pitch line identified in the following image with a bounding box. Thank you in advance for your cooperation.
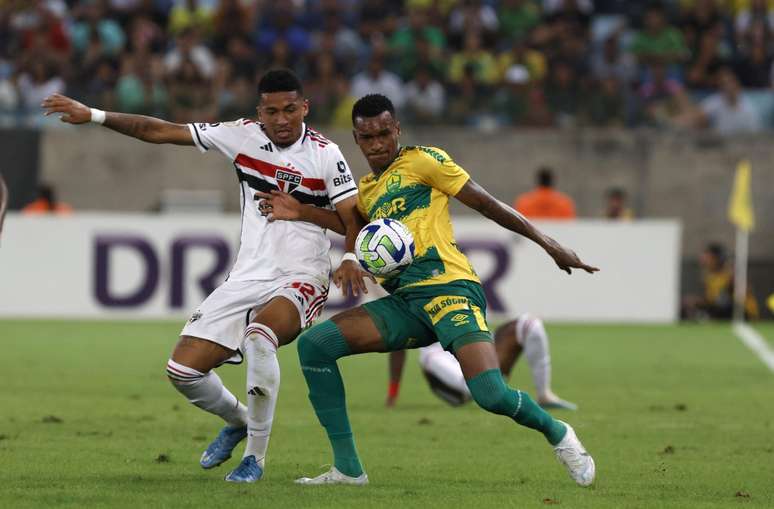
[732,322,774,373]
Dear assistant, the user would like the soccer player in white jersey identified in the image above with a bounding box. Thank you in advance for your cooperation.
[41,69,367,483]
[386,314,578,410]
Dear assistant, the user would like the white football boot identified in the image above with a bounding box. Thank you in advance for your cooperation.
[295,466,369,486]
[553,420,595,487]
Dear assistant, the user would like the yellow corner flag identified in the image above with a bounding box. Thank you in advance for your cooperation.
[728,159,755,232]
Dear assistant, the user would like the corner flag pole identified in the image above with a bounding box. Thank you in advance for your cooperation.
[727,160,755,323]
[733,228,748,323]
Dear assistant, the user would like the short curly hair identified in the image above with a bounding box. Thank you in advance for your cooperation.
[351,94,396,125]
[258,69,303,96]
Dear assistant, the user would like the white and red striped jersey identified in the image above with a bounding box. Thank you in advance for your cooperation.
[187,119,357,282]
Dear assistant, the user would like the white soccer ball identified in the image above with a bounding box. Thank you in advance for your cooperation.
[355,218,415,277]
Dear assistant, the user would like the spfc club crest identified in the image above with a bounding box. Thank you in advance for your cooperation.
[275,164,303,193]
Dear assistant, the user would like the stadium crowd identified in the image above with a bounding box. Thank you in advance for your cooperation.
[2,0,773,133]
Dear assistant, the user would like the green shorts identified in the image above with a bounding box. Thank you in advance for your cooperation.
[362,280,492,353]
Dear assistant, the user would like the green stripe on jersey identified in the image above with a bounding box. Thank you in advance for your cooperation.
[368,184,431,222]
[382,246,446,293]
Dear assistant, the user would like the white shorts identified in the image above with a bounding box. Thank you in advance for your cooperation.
[180,276,329,363]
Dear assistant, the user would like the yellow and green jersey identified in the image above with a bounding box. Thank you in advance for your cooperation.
[356,145,480,293]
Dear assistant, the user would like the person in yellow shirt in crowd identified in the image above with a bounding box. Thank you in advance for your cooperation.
[682,243,759,320]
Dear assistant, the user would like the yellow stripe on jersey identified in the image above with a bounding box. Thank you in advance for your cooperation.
[356,146,479,292]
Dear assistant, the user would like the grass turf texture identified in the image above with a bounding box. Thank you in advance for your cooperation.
[1,321,773,508]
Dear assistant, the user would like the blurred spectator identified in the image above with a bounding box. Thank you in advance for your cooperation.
[497,36,548,83]
[448,31,498,85]
[390,8,446,77]
[164,27,216,80]
[734,25,773,87]
[496,64,530,122]
[590,34,636,83]
[684,23,730,89]
[357,0,400,41]
[168,0,213,36]
[218,75,257,120]
[211,0,254,54]
[681,242,759,320]
[81,57,119,110]
[313,8,366,73]
[70,2,125,58]
[22,183,73,215]
[679,0,725,58]
[447,63,491,124]
[14,2,71,61]
[583,77,626,126]
[629,3,689,69]
[17,60,65,117]
[541,0,592,15]
[544,59,582,127]
[350,52,406,109]
[694,67,763,135]
[116,54,166,115]
[222,35,257,82]
[168,58,214,122]
[514,167,576,220]
[404,67,445,124]
[256,4,311,57]
[639,62,694,128]
[734,0,774,39]
[396,33,446,81]
[532,0,592,63]
[448,0,499,47]
[305,53,349,125]
[499,0,541,42]
[603,187,633,219]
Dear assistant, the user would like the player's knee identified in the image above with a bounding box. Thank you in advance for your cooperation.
[466,368,512,416]
[297,320,348,365]
[244,323,279,354]
[165,359,205,387]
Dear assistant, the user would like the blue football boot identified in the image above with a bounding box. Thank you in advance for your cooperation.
[200,425,247,469]
[224,455,263,483]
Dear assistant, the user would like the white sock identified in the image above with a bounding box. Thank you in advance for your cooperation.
[242,323,281,468]
[166,359,247,427]
[516,314,552,399]
[418,343,471,397]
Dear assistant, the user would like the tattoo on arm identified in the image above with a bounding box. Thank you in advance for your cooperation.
[104,113,191,145]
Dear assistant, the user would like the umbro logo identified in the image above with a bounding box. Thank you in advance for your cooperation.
[260,143,273,152]
[248,386,265,396]
[451,314,470,327]
[189,311,202,323]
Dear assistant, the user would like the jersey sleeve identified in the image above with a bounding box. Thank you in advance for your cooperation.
[187,120,245,160]
[323,145,358,206]
[416,147,471,196]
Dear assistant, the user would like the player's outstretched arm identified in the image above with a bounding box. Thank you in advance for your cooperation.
[41,94,193,145]
[455,179,599,275]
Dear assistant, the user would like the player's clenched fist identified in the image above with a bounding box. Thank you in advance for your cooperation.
[41,94,91,124]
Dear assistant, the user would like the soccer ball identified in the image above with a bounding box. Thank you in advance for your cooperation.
[355,218,415,277]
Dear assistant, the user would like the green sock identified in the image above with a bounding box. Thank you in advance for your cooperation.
[297,320,363,477]
[466,368,567,445]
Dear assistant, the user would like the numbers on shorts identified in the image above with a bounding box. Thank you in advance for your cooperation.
[290,282,317,302]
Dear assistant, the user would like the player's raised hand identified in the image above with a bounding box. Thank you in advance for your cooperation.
[254,190,302,221]
[41,93,91,124]
[547,243,599,275]
[333,260,376,298]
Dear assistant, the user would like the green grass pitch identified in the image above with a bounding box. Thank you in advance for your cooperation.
[1,320,773,508]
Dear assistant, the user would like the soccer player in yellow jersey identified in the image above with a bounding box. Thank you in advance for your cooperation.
[288,94,598,486]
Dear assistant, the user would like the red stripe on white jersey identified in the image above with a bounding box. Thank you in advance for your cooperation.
[234,153,326,191]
